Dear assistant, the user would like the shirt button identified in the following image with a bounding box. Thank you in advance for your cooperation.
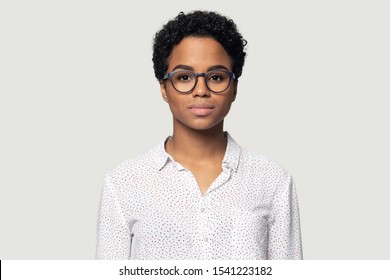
[200,208,205,212]
[204,237,208,242]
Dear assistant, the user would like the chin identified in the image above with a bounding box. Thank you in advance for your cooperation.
[173,113,225,131]
[185,119,224,131]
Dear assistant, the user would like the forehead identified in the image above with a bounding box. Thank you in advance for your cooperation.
[167,36,232,71]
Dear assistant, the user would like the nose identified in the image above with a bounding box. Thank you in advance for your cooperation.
[192,76,210,97]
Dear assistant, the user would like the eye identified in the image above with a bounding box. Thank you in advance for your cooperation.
[173,71,194,83]
[210,75,223,81]
[178,74,191,81]
[208,72,226,83]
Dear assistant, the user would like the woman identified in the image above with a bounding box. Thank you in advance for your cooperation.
[96,10,302,259]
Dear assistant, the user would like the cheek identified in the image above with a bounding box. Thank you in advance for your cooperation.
[212,99,234,121]
[222,102,233,116]
[166,94,184,114]
[221,94,236,111]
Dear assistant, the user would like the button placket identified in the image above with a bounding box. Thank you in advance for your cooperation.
[199,196,212,258]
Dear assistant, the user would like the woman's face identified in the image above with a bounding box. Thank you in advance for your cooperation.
[160,36,237,131]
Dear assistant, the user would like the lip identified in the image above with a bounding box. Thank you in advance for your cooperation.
[188,104,215,116]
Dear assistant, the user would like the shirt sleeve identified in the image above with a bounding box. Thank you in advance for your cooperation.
[96,175,131,259]
[267,173,303,259]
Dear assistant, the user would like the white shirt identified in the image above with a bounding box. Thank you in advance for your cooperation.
[96,132,302,259]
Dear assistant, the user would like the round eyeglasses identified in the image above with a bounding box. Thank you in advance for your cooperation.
[163,69,236,94]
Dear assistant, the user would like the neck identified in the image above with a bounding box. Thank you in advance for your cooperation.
[166,121,227,164]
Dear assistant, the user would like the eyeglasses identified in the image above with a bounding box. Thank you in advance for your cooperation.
[163,69,236,94]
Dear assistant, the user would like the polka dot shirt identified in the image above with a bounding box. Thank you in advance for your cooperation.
[96,132,302,259]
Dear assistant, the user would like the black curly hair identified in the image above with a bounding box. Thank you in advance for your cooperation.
[152,10,247,81]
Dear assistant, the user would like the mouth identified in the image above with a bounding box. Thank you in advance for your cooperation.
[188,104,215,116]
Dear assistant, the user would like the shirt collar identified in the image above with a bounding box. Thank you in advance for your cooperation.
[152,131,241,172]
[222,132,241,172]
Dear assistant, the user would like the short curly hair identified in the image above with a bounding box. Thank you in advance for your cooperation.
[152,10,247,81]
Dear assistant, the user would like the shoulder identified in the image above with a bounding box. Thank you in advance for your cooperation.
[227,132,291,181]
[240,146,290,179]
[104,143,163,188]
[239,147,294,203]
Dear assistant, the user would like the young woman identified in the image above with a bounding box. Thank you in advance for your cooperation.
[96,10,302,260]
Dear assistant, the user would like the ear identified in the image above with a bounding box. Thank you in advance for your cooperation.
[232,80,238,102]
[160,80,169,103]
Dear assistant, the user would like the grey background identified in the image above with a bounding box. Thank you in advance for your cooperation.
[1,0,389,259]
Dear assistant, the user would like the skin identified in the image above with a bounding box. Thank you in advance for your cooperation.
[160,36,238,195]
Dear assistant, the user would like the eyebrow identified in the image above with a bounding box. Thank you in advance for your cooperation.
[171,64,229,72]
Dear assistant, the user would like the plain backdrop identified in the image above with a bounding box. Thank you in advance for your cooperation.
[1,0,389,259]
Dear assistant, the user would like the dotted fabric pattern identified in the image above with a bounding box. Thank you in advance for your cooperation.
[96,132,302,259]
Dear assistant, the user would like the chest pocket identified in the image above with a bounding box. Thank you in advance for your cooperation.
[231,210,268,259]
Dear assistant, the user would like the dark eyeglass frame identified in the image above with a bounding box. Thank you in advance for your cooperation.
[162,69,236,94]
